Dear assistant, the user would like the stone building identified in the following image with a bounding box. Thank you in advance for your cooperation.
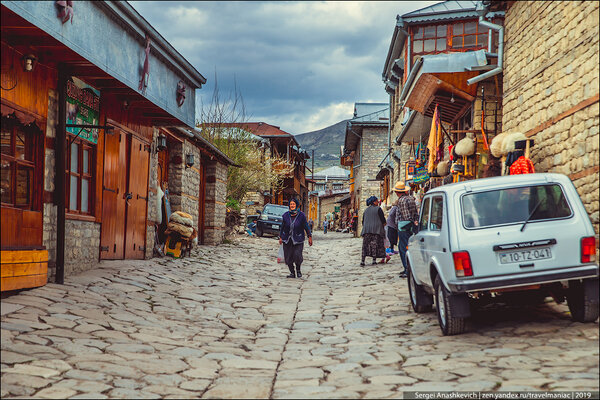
[341,103,390,235]
[311,166,350,192]
[493,0,599,241]
[1,1,230,291]
[317,190,350,231]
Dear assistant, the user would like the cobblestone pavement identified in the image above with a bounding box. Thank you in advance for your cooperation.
[1,231,599,399]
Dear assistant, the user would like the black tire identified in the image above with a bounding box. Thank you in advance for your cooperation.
[567,278,599,322]
[256,226,263,237]
[407,265,433,313]
[434,276,467,336]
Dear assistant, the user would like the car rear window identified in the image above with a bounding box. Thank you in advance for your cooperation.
[263,205,287,216]
[461,184,572,228]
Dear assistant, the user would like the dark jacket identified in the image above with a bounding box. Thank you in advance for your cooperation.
[279,211,312,245]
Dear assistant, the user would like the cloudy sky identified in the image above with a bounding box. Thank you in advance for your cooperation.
[130,1,438,134]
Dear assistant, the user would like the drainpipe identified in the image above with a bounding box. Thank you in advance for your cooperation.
[55,67,67,284]
[467,15,504,85]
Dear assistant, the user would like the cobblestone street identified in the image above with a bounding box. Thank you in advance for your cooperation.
[1,232,599,399]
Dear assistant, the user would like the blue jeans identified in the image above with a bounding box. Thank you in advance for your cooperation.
[398,230,411,273]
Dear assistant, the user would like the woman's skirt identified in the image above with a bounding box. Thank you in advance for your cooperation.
[283,241,304,267]
[362,233,386,259]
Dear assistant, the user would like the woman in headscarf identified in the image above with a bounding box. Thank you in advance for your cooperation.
[360,196,390,266]
[279,198,313,278]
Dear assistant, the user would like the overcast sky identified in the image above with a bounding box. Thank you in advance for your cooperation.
[130,1,438,134]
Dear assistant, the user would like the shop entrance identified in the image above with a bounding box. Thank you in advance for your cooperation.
[100,129,149,259]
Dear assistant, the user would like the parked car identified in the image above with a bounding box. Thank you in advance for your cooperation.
[256,203,288,237]
[406,173,599,335]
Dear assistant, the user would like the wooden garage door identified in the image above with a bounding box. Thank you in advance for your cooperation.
[124,135,149,259]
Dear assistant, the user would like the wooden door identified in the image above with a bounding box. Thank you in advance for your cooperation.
[124,135,149,259]
[100,129,127,259]
[198,159,206,245]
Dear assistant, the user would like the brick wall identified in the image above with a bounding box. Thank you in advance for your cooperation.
[502,0,599,239]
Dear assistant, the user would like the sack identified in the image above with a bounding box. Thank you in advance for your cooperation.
[277,245,284,263]
[413,166,430,184]
[170,211,193,227]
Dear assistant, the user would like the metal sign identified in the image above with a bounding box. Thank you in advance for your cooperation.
[66,77,100,144]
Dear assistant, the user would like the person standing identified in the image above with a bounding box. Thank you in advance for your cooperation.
[386,198,399,254]
[279,198,313,278]
[323,219,328,234]
[360,196,390,266]
[394,182,419,278]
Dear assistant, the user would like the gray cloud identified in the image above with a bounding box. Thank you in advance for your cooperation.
[130,1,438,133]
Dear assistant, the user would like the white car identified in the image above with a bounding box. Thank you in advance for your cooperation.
[406,173,599,335]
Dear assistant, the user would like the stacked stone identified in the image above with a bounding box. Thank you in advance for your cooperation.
[502,0,599,242]
[204,161,228,245]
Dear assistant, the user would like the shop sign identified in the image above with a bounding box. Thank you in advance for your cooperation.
[66,77,100,144]
[335,206,340,212]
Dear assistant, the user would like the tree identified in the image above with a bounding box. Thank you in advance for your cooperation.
[196,76,293,209]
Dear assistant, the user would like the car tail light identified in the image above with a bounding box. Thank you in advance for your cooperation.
[581,236,596,263]
[453,251,473,277]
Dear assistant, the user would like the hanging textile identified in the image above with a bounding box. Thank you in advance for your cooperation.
[139,35,151,92]
[56,0,74,24]
[509,156,535,175]
[426,104,443,174]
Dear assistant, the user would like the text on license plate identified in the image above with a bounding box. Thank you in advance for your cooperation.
[500,247,552,264]
[272,224,279,229]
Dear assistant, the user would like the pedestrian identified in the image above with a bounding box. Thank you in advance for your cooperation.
[386,199,399,254]
[279,198,313,278]
[394,182,419,278]
[360,196,390,266]
[308,218,314,234]
[323,219,328,234]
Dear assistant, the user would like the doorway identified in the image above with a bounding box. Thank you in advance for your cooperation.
[100,129,150,259]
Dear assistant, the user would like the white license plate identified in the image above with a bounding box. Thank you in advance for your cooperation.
[272,224,279,229]
[500,247,552,264]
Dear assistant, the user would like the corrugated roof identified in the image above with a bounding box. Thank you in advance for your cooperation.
[350,104,389,125]
[353,103,389,119]
[403,1,478,17]
[313,166,350,179]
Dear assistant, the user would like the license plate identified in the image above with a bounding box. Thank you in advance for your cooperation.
[272,224,279,229]
[500,247,552,264]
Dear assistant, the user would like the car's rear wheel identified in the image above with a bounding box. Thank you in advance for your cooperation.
[256,226,263,237]
[408,265,433,313]
[567,278,599,322]
[435,276,467,335]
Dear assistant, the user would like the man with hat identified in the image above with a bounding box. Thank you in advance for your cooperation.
[393,181,419,278]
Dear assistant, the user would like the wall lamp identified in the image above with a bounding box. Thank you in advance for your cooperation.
[155,133,167,153]
[22,54,37,72]
[185,153,195,168]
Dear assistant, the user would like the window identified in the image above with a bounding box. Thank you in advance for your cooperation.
[412,24,447,55]
[461,184,572,229]
[451,21,488,50]
[333,183,344,190]
[316,183,326,191]
[1,116,38,209]
[418,197,431,232]
[65,135,94,214]
[430,196,444,231]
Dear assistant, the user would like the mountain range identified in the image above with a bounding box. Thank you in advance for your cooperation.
[295,119,348,171]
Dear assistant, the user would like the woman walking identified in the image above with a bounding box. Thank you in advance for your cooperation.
[279,198,313,278]
[386,199,399,254]
[360,196,390,266]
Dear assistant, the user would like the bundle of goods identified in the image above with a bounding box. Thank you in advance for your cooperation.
[165,211,197,258]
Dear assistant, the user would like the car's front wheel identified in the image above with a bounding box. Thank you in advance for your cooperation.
[567,278,599,322]
[435,276,467,335]
[256,226,263,237]
[408,265,433,313]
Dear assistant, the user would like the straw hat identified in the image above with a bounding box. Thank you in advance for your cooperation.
[393,181,409,193]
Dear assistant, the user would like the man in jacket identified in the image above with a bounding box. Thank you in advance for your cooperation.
[394,182,419,278]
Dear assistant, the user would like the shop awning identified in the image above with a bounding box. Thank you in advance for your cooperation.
[400,50,490,124]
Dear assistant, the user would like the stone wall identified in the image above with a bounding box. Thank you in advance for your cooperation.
[145,128,160,259]
[64,220,101,276]
[167,139,202,228]
[318,194,346,230]
[502,0,600,238]
[204,161,228,245]
[354,126,389,234]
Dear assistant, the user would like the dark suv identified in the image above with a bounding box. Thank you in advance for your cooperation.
[256,203,288,237]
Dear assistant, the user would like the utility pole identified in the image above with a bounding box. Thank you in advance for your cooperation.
[311,149,314,180]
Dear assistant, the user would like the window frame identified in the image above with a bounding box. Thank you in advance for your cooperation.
[418,196,431,232]
[429,195,444,232]
[1,116,39,210]
[65,134,95,216]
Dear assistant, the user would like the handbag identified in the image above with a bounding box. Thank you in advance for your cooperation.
[277,245,284,263]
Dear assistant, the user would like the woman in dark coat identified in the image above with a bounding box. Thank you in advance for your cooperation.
[360,196,390,266]
[279,198,313,278]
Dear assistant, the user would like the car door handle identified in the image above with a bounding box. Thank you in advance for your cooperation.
[420,238,424,242]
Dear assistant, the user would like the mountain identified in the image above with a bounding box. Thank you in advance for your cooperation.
[295,119,348,171]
